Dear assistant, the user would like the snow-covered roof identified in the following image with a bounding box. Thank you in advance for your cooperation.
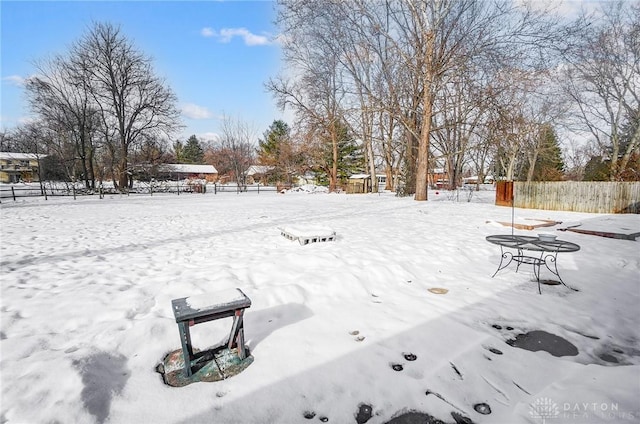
[246,165,274,176]
[349,174,387,179]
[159,164,217,174]
[0,152,47,160]
[463,175,495,182]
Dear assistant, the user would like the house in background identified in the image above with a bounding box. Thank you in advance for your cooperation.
[157,164,218,182]
[246,165,274,185]
[0,152,46,183]
[429,167,449,189]
[463,175,495,185]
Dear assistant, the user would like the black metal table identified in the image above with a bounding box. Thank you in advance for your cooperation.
[486,235,580,294]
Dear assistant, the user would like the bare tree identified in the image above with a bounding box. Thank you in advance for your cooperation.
[10,121,51,189]
[267,1,349,192]
[72,22,181,189]
[431,69,489,189]
[25,55,101,189]
[215,116,257,186]
[562,1,640,180]
[0,130,17,152]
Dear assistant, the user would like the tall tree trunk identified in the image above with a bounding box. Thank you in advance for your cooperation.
[118,145,128,190]
[366,138,377,192]
[330,122,338,192]
[416,83,434,201]
[415,27,436,201]
[404,128,418,195]
[526,150,539,182]
[330,126,338,192]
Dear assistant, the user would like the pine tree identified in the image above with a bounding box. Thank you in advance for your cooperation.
[258,120,297,183]
[314,121,363,186]
[583,156,610,181]
[180,135,204,164]
[532,125,564,181]
[520,124,565,181]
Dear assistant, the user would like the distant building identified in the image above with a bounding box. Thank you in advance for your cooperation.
[463,175,495,185]
[430,167,449,189]
[347,173,388,193]
[156,164,218,182]
[246,165,274,185]
[0,152,46,183]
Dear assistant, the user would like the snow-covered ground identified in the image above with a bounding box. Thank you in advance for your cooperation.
[1,189,639,424]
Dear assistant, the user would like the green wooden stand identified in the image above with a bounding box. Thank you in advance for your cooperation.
[157,288,253,387]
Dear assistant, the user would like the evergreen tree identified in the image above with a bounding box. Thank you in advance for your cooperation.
[583,156,610,181]
[517,124,565,181]
[314,121,363,186]
[531,125,565,181]
[180,135,205,164]
[258,120,297,183]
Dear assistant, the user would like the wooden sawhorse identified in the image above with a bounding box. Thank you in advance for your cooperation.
[171,288,251,377]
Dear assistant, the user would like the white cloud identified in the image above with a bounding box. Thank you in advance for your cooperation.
[198,132,220,143]
[200,27,272,46]
[3,75,26,86]
[200,27,215,37]
[181,103,215,120]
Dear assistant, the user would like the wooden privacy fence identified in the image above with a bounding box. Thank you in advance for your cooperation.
[497,181,640,214]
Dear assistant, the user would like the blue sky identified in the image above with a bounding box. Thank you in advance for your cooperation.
[1,0,286,142]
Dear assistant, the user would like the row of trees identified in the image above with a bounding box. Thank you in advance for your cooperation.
[0,19,362,190]
[2,1,638,198]
[266,0,639,199]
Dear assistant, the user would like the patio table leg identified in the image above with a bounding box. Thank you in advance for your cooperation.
[491,247,514,278]
[543,254,579,292]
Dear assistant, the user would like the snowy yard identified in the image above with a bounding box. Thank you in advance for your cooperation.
[1,189,639,424]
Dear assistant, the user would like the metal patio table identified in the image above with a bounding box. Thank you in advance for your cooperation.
[486,234,580,294]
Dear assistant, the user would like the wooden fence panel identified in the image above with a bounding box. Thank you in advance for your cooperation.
[495,181,513,206]
[513,181,640,214]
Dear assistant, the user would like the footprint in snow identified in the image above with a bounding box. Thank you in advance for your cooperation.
[390,353,418,372]
[403,353,417,361]
[350,330,365,342]
[491,323,514,331]
[391,363,404,371]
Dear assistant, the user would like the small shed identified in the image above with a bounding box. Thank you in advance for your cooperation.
[347,173,388,193]
[347,174,371,193]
